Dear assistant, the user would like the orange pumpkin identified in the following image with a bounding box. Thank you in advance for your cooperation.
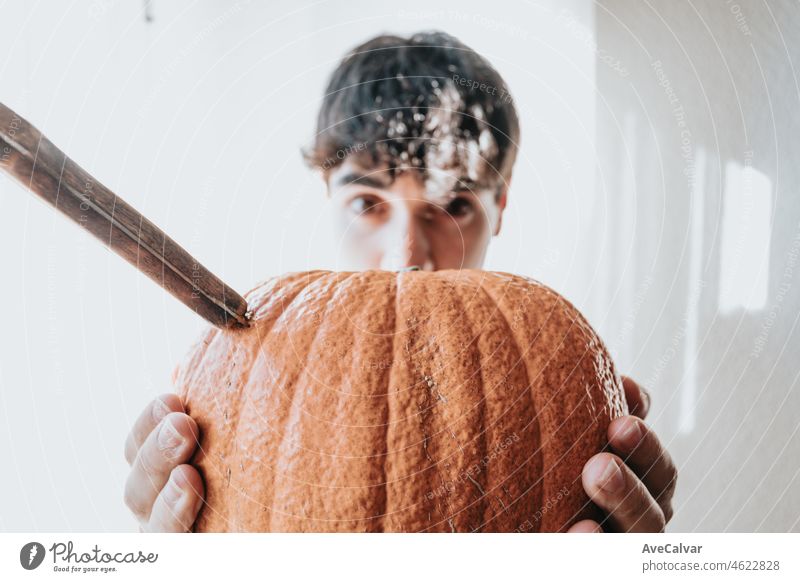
[171,270,627,532]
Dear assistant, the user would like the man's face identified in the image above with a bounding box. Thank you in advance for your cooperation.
[326,156,507,271]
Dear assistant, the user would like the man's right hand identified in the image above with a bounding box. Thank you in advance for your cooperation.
[123,394,204,532]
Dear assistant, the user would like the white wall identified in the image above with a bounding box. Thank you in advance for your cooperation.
[0,0,595,531]
[593,1,800,531]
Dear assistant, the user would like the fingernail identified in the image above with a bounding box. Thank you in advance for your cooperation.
[162,475,185,507]
[593,459,625,494]
[157,418,184,452]
[621,419,643,446]
[152,399,170,423]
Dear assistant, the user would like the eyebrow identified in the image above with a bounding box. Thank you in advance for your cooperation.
[331,171,488,194]
[331,172,393,189]
[450,177,479,191]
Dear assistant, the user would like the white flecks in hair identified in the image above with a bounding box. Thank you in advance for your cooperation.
[371,78,500,201]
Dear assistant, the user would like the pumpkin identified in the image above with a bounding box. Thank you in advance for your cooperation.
[171,269,627,532]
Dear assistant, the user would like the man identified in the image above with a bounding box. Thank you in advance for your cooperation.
[123,31,677,533]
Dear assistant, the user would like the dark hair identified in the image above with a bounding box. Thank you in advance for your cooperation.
[304,31,520,190]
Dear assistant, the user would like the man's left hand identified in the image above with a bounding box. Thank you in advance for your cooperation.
[569,376,678,533]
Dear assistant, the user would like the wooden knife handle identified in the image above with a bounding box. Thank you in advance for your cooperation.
[0,102,250,329]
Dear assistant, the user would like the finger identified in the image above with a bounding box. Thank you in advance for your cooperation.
[124,394,185,465]
[124,412,199,523]
[144,465,204,533]
[582,452,665,533]
[567,519,603,533]
[607,416,677,522]
[621,376,650,419]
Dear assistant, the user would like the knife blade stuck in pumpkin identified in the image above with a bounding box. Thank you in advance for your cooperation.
[0,102,250,329]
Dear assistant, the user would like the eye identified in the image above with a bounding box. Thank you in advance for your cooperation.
[348,194,384,216]
[443,196,474,218]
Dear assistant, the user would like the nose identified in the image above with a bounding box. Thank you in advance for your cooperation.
[379,205,434,271]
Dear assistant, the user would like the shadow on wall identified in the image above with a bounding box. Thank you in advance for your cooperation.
[593,0,800,532]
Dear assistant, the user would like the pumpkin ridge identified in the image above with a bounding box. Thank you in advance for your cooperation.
[251,272,332,526]
[470,270,554,530]
[383,272,463,531]
[406,272,529,532]
[409,275,449,531]
[220,341,262,531]
[537,310,606,530]
[270,271,361,529]
[326,270,393,531]
[389,272,538,532]
[419,271,513,531]
[411,272,467,532]
[477,275,547,531]
[466,272,545,531]
[251,270,338,530]
[374,271,400,533]
[518,295,583,532]
[175,327,220,533]
[412,275,460,532]
[481,279,621,530]
[447,274,489,531]
[499,278,596,530]
[200,273,327,531]
[464,273,525,529]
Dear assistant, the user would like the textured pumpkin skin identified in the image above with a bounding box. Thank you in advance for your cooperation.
[171,270,627,532]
